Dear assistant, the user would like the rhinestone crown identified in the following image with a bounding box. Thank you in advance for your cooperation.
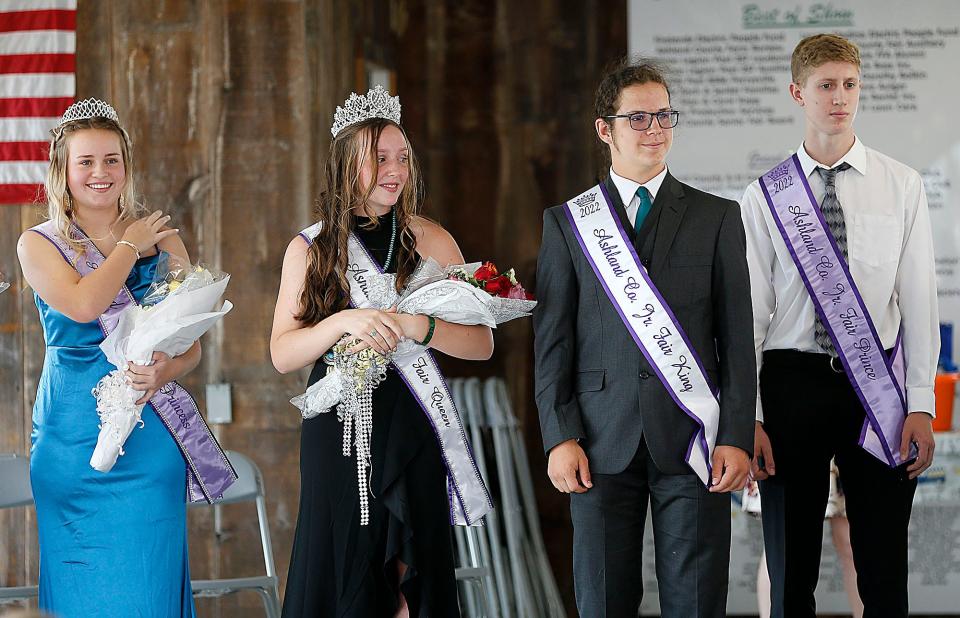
[58,98,120,127]
[330,85,401,137]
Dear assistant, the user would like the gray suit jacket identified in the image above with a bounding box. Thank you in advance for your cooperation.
[534,173,756,475]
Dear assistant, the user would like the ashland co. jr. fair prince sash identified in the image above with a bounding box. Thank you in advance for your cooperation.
[759,155,912,467]
[563,183,720,485]
[299,224,493,526]
[30,220,237,502]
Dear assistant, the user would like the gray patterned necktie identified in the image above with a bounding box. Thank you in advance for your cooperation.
[814,162,851,356]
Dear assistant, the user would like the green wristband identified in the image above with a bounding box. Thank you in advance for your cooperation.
[418,315,436,347]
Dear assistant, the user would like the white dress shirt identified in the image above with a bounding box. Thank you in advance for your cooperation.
[740,137,939,422]
[609,165,668,227]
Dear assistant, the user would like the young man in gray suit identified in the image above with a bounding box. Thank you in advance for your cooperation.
[534,59,756,617]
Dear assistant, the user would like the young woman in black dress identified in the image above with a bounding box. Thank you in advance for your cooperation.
[271,90,493,617]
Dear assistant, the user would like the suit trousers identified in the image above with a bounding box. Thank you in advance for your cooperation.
[570,438,731,618]
[758,349,917,618]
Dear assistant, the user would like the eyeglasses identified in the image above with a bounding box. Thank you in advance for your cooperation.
[603,110,680,131]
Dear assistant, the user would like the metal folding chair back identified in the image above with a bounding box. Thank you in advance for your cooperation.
[451,379,502,618]
[485,378,565,617]
[189,450,280,618]
[450,378,566,617]
[0,454,39,606]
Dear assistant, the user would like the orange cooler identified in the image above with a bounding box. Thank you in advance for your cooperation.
[933,372,958,432]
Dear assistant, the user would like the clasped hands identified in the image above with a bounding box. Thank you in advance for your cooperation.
[547,439,750,494]
[336,307,429,355]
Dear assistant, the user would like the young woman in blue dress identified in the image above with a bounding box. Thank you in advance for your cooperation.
[17,100,201,618]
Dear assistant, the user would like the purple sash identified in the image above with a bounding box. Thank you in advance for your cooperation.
[31,221,237,502]
[759,155,912,467]
[563,183,720,485]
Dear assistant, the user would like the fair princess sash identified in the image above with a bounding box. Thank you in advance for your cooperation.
[31,221,237,503]
[563,184,719,485]
[299,224,493,526]
[759,155,912,467]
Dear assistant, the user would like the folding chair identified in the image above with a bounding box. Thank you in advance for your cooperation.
[189,450,280,618]
[451,378,501,618]
[0,454,39,606]
[485,378,564,616]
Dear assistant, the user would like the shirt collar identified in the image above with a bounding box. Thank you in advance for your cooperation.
[609,165,668,207]
[796,136,867,178]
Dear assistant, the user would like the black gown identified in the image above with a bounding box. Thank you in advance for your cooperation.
[282,216,461,617]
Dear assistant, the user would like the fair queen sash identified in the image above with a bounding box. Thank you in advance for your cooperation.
[759,155,912,467]
[563,184,719,486]
[31,221,237,503]
[299,225,493,526]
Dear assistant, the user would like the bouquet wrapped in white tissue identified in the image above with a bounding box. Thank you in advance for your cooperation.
[290,257,536,419]
[90,254,233,472]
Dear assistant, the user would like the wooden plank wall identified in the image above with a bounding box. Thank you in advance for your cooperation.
[0,1,624,616]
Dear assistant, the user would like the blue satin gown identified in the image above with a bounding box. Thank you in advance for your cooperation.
[30,253,195,617]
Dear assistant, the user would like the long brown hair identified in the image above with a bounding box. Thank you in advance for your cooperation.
[296,118,423,326]
[45,116,142,256]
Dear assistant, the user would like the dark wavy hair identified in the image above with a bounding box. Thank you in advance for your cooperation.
[594,56,671,121]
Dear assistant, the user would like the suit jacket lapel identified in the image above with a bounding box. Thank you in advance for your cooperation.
[603,175,636,244]
[650,173,687,278]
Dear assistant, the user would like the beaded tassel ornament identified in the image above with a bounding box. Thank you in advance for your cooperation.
[329,335,391,525]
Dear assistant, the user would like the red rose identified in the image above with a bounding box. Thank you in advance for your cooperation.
[473,261,499,282]
[484,274,512,297]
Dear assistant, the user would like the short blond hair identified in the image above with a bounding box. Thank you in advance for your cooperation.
[791,34,861,86]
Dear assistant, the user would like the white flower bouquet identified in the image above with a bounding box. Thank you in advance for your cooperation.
[90,253,233,472]
[290,257,536,420]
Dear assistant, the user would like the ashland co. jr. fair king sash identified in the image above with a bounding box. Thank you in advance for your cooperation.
[31,220,237,502]
[563,183,720,485]
[299,225,493,526]
[759,155,913,467]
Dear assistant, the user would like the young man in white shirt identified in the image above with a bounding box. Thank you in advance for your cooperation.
[740,34,937,617]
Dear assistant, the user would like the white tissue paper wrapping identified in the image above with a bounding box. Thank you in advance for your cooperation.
[90,273,232,472]
[290,258,535,419]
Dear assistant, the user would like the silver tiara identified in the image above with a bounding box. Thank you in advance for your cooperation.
[330,85,401,137]
[58,98,120,127]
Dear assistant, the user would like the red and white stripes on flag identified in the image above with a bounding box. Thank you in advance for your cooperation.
[0,0,76,204]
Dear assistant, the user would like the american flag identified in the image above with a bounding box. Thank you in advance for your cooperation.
[0,0,75,204]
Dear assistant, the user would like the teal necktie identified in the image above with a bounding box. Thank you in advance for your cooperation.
[633,186,652,236]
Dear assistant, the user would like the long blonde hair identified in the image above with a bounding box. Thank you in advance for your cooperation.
[44,117,143,256]
[296,118,423,326]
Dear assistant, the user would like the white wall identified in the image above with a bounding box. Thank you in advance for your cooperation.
[628,1,960,614]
